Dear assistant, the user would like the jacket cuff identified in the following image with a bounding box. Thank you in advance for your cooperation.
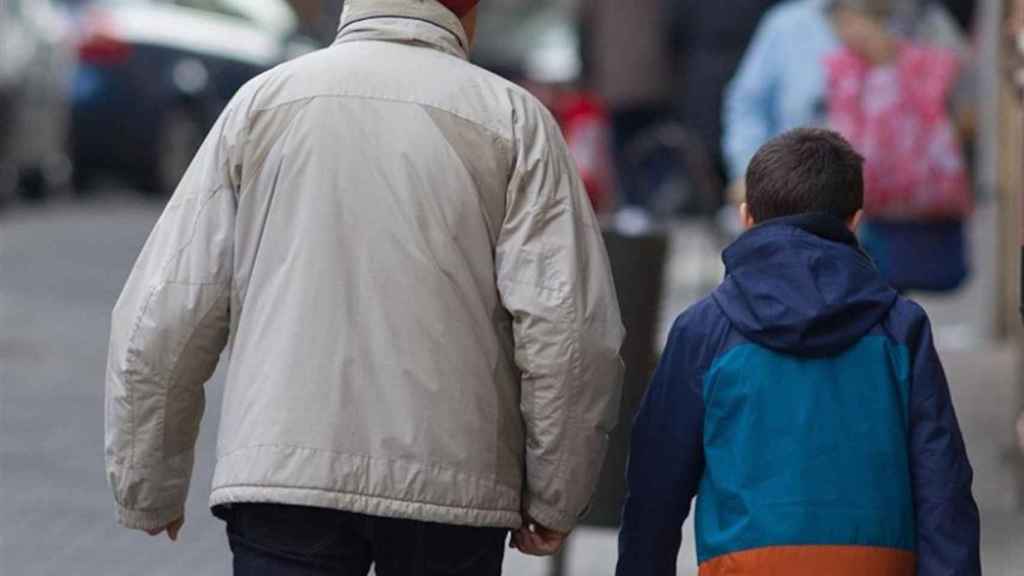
[527,499,578,534]
[116,503,184,532]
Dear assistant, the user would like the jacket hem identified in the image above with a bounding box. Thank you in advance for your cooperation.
[209,485,522,529]
[526,499,577,534]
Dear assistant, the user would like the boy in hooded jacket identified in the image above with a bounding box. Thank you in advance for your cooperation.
[616,128,980,576]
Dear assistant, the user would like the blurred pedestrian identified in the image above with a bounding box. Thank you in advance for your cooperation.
[521,15,616,213]
[826,0,973,292]
[580,0,672,214]
[664,0,782,191]
[616,128,980,576]
[104,0,625,574]
[722,0,968,196]
[937,0,975,33]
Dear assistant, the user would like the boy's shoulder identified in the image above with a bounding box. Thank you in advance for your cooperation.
[881,295,934,348]
[671,295,730,337]
[671,289,932,357]
[664,295,735,370]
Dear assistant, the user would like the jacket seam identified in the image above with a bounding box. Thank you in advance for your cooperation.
[422,107,512,249]
[121,185,227,468]
[562,286,583,486]
[251,93,511,148]
[160,281,230,462]
[241,98,313,196]
[548,201,584,487]
[527,239,581,484]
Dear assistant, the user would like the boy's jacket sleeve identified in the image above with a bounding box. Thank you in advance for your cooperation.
[905,307,981,576]
[616,303,721,576]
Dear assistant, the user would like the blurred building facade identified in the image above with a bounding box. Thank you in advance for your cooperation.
[995,0,1024,494]
[997,0,1023,341]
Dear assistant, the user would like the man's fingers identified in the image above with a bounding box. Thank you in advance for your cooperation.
[512,527,565,557]
[144,516,184,541]
[536,535,564,555]
[167,518,184,541]
[536,529,567,555]
[511,517,570,556]
[511,528,541,556]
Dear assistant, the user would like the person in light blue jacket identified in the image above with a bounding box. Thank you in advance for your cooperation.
[722,0,839,183]
[722,0,967,187]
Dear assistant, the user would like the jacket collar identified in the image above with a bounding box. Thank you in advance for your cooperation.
[723,212,876,282]
[334,0,469,60]
[752,213,861,249]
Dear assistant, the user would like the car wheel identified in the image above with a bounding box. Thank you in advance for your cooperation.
[152,105,203,196]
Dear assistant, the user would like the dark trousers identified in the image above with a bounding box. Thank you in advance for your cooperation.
[216,503,508,576]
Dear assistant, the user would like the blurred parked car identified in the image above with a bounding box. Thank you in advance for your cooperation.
[70,0,316,195]
[0,0,76,202]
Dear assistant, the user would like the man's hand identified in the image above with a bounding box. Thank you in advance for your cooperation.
[145,516,184,542]
[510,516,569,556]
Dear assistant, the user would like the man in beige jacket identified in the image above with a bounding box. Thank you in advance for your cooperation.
[104,0,624,573]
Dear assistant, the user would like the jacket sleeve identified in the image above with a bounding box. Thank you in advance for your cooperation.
[907,311,981,575]
[496,103,625,533]
[616,316,705,576]
[105,98,246,531]
[722,8,781,181]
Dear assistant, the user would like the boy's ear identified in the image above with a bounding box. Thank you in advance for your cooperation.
[847,209,864,233]
[739,202,757,230]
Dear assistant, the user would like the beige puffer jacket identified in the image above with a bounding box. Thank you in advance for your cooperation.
[105,0,624,535]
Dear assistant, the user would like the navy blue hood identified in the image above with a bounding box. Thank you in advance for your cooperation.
[713,214,898,357]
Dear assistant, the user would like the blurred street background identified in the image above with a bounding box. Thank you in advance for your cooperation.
[2,0,1024,574]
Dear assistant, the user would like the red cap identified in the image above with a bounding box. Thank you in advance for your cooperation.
[438,0,479,17]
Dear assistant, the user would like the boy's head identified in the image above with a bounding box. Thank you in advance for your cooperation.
[741,128,865,231]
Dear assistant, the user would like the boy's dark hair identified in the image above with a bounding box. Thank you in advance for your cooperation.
[745,128,865,223]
